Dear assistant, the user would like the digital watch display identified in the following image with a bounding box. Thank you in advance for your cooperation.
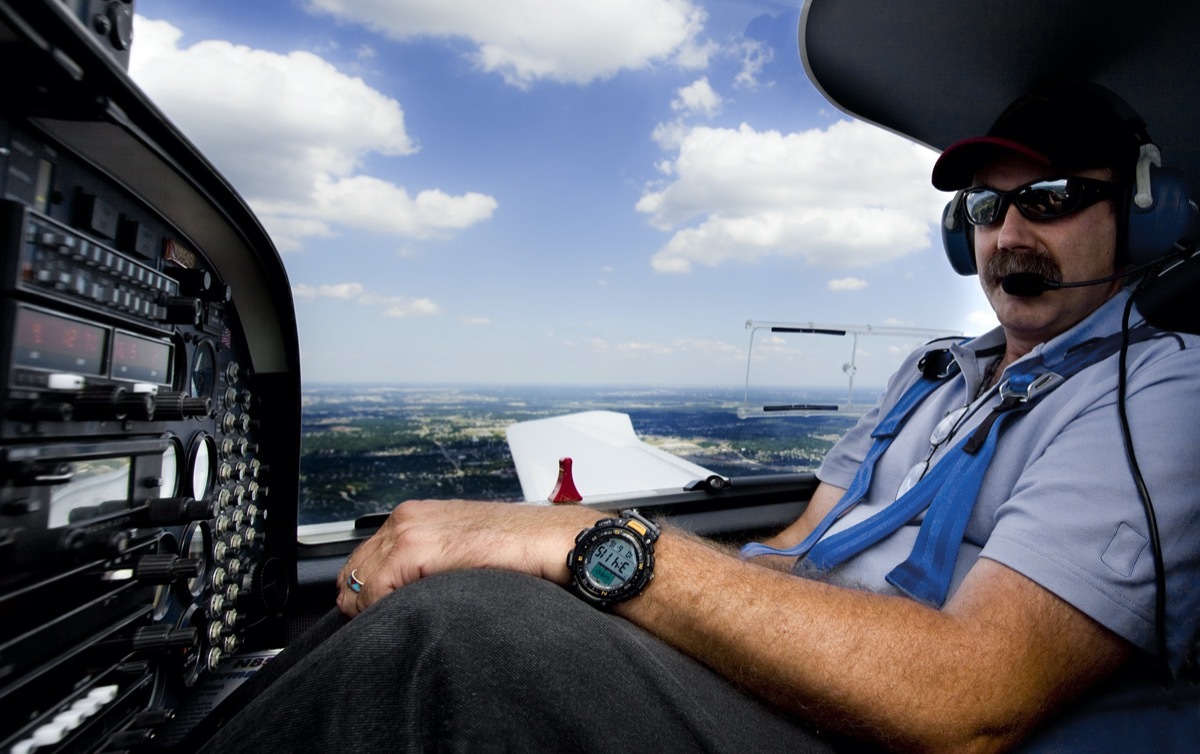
[567,509,659,608]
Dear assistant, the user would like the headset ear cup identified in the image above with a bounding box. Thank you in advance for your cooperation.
[1127,165,1200,266]
[942,193,977,275]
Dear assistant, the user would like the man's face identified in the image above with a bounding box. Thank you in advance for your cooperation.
[972,156,1121,348]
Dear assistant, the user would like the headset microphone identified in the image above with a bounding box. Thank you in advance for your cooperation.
[1000,272,1115,296]
[999,253,1179,297]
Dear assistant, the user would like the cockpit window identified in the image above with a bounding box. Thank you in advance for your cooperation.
[127,4,990,527]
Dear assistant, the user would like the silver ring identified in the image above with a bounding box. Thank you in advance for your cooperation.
[347,568,364,593]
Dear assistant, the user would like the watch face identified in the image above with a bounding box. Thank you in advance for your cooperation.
[569,515,657,607]
[583,536,638,589]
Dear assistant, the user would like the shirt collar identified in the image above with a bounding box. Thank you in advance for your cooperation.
[949,288,1138,378]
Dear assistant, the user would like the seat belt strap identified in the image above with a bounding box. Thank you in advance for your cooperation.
[743,325,1160,605]
[738,353,956,559]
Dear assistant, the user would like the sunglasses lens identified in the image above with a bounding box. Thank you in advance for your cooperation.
[963,178,1109,226]
[964,190,1002,225]
[1015,181,1074,220]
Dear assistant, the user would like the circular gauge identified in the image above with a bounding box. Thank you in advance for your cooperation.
[180,520,212,597]
[190,340,217,399]
[177,604,208,688]
[187,433,216,500]
[157,436,182,499]
[152,583,171,620]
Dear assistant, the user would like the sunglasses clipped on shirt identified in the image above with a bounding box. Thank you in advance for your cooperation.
[961,176,1117,226]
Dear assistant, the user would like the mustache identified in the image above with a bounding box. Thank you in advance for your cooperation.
[982,249,1062,289]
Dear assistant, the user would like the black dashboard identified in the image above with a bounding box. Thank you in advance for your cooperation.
[0,1,302,750]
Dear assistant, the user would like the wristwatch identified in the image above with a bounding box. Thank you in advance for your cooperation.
[566,509,660,608]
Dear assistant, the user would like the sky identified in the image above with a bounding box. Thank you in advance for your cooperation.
[128,0,997,389]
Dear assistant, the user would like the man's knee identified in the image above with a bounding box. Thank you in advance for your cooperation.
[365,569,572,631]
[358,570,595,667]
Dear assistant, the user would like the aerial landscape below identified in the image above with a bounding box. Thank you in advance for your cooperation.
[298,384,873,524]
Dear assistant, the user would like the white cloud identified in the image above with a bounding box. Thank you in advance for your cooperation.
[569,336,738,358]
[382,298,440,318]
[359,292,441,317]
[292,283,365,300]
[305,174,497,239]
[672,77,722,117]
[617,341,675,354]
[732,38,772,89]
[672,337,741,357]
[638,120,950,273]
[259,216,336,253]
[292,283,440,318]
[828,277,868,292]
[306,0,711,87]
[460,317,492,326]
[129,16,497,250]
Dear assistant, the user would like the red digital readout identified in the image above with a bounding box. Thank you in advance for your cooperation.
[112,331,172,383]
[14,307,107,375]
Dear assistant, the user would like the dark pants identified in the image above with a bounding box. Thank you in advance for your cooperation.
[196,569,834,752]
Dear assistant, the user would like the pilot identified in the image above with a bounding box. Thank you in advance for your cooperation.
[199,84,1200,753]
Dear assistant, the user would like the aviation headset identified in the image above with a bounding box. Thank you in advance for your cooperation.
[939,84,1200,276]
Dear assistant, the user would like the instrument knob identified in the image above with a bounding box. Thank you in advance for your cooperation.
[134,554,200,583]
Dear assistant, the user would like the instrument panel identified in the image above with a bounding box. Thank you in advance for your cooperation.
[0,2,301,751]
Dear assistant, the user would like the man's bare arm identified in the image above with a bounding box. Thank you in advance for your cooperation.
[338,495,1130,753]
[619,528,1130,753]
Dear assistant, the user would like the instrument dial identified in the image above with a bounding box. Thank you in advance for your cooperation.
[187,433,216,500]
[190,340,216,399]
[180,521,212,597]
[157,437,181,498]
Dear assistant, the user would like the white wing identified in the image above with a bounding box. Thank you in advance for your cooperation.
[505,410,718,503]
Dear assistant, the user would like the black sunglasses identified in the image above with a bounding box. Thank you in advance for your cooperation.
[961,177,1117,226]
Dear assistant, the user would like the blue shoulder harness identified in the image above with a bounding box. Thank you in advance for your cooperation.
[740,326,1160,606]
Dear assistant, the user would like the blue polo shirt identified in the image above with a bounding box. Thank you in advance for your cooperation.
[814,289,1200,746]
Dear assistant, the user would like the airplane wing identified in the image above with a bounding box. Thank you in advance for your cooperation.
[505,411,719,503]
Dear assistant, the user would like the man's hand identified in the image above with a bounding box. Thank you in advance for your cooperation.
[336,500,602,618]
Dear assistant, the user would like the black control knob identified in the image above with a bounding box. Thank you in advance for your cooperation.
[116,391,155,421]
[166,268,231,303]
[166,268,211,294]
[154,392,212,420]
[134,554,200,583]
[107,728,156,749]
[14,401,74,422]
[239,557,290,616]
[102,712,171,751]
[131,709,176,728]
[146,497,212,525]
[161,296,203,326]
[74,386,133,421]
[131,625,199,653]
[105,0,134,51]
[1,527,132,569]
